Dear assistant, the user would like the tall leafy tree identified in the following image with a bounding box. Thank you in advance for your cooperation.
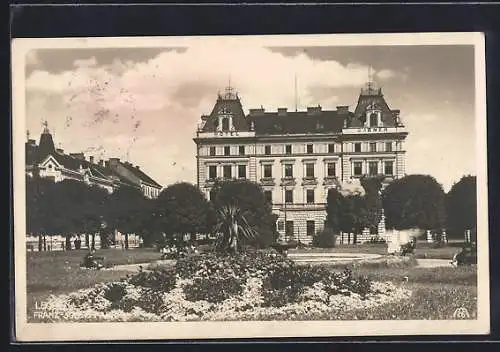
[359,176,384,233]
[446,175,477,237]
[156,182,213,243]
[382,174,446,231]
[104,185,148,250]
[325,187,343,233]
[211,179,278,249]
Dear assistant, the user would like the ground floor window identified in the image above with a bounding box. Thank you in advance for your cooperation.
[353,161,362,176]
[384,161,394,175]
[238,164,246,178]
[285,221,294,237]
[264,190,272,204]
[223,165,232,179]
[208,165,217,179]
[307,220,315,236]
[277,221,284,231]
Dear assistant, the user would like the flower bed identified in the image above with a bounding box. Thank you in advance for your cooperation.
[35,251,411,322]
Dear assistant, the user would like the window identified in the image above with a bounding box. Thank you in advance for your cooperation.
[384,161,394,175]
[386,142,392,152]
[285,190,293,203]
[368,161,378,175]
[328,143,335,153]
[239,146,245,156]
[208,165,217,179]
[306,220,315,236]
[369,142,377,152]
[238,165,246,179]
[224,146,230,156]
[306,144,314,154]
[263,164,273,178]
[285,144,292,155]
[223,165,232,179]
[277,221,284,231]
[264,145,271,155]
[353,162,363,176]
[285,221,294,237]
[209,146,216,156]
[264,190,272,204]
[305,163,315,178]
[306,189,315,204]
[284,164,293,178]
[209,189,217,201]
[369,113,378,127]
[327,163,336,177]
[222,117,230,131]
[354,143,361,152]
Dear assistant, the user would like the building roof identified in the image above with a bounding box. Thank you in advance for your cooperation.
[248,110,349,135]
[119,161,162,188]
[200,88,250,133]
[349,86,400,128]
[26,130,161,189]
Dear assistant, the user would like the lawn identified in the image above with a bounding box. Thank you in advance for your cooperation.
[26,246,478,322]
[291,242,463,260]
[26,248,161,321]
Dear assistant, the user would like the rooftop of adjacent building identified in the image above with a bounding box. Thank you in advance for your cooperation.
[26,123,162,189]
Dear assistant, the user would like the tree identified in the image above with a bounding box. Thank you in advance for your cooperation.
[26,176,57,251]
[359,176,384,233]
[104,185,149,250]
[338,194,366,238]
[155,182,213,243]
[325,188,343,233]
[213,204,257,253]
[211,179,278,249]
[446,175,477,238]
[382,174,446,231]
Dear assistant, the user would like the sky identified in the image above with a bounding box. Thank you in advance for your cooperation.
[24,43,477,192]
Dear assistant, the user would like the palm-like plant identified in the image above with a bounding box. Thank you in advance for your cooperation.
[213,205,257,254]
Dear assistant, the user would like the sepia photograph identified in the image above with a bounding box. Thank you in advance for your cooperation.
[12,33,489,341]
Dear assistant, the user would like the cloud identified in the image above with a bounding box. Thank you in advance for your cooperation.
[26,50,41,67]
[73,56,98,68]
[376,69,396,80]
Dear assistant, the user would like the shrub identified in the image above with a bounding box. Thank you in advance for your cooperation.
[312,228,338,248]
[103,282,127,304]
[321,268,372,298]
[127,267,176,293]
[183,276,243,303]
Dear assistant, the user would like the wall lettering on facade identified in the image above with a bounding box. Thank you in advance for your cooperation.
[214,131,240,137]
[357,127,388,133]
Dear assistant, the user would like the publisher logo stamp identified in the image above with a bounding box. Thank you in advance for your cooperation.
[453,307,470,319]
[32,301,65,320]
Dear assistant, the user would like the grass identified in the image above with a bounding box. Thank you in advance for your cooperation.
[291,242,463,260]
[26,245,478,322]
[26,248,161,321]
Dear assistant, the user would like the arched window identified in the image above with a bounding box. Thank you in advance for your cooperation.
[370,113,378,127]
[222,117,230,131]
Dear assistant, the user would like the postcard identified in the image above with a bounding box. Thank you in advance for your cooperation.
[12,32,489,341]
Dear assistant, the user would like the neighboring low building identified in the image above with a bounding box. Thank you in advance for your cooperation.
[25,122,163,198]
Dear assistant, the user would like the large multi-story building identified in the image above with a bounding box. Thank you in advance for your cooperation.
[194,81,408,243]
[26,122,163,198]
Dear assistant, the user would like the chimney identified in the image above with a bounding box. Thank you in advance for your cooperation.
[249,107,265,116]
[56,148,64,154]
[307,105,322,116]
[135,165,140,170]
[337,106,349,114]
[277,108,287,116]
[28,139,36,146]
[89,156,94,164]
[108,158,120,169]
[98,160,104,167]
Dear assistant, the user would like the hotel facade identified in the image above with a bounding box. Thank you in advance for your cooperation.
[194,82,408,243]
